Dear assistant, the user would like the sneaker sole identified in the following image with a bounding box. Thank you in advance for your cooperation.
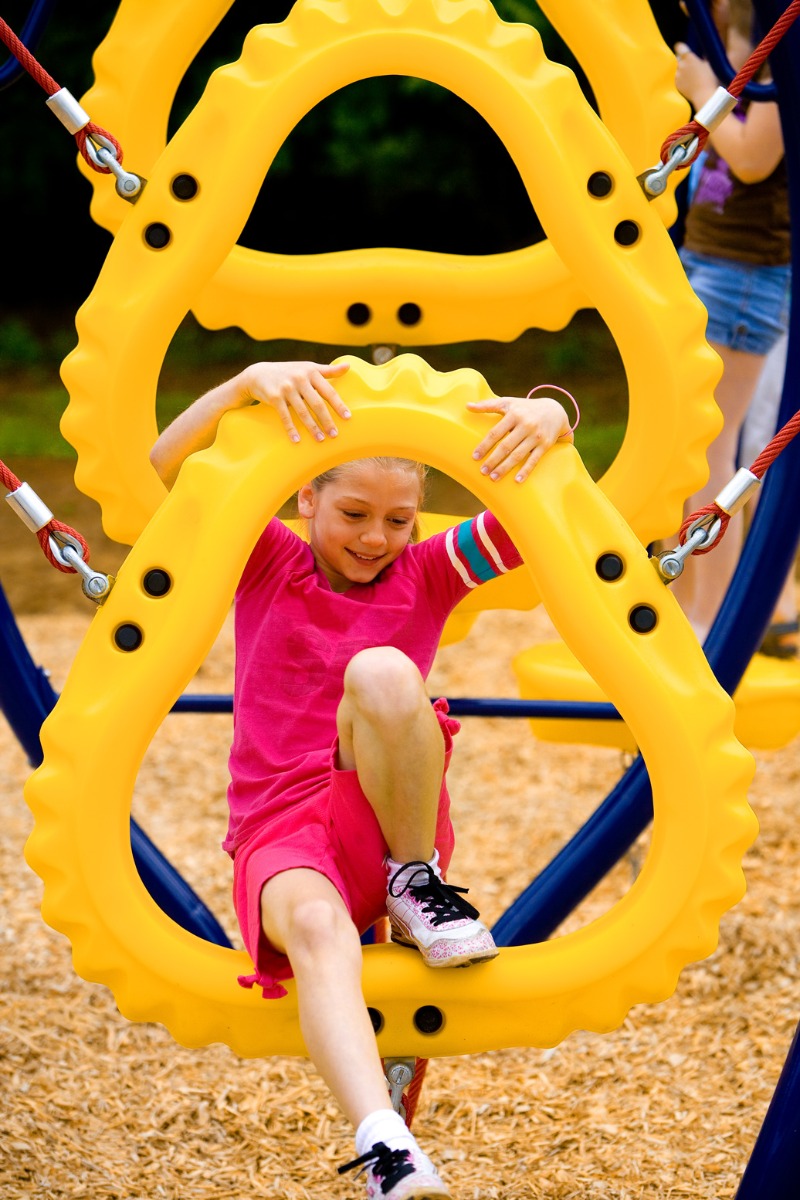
[386,1184,451,1200]
[403,1193,451,1199]
[391,933,499,968]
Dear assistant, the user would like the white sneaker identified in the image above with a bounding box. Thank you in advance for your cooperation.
[338,1140,451,1199]
[386,861,498,968]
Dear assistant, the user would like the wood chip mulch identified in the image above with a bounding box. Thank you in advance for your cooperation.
[2,603,798,1199]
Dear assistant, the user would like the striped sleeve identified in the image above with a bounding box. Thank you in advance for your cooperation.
[444,510,522,590]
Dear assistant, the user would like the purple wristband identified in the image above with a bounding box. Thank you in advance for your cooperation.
[526,384,580,433]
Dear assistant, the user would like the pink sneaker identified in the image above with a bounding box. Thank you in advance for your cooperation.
[338,1140,451,1199]
[386,861,498,968]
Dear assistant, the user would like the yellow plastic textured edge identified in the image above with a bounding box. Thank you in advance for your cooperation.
[514,640,800,752]
[60,1,720,550]
[25,355,758,1059]
[77,0,686,342]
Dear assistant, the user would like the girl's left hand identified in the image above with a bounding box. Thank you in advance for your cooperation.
[674,42,718,108]
[467,395,573,483]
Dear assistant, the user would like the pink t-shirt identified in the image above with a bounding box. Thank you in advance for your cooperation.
[223,510,522,853]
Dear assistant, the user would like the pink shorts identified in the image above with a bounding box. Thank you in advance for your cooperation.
[233,698,459,999]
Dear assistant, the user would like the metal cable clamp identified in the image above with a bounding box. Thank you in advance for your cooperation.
[384,1058,415,1119]
[654,468,760,582]
[637,135,699,199]
[49,530,114,603]
[85,133,146,202]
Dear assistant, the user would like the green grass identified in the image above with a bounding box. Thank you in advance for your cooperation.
[574,420,627,481]
[0,383,77,459]
[0,311,628,478]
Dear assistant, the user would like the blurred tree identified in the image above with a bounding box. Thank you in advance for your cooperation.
[0,1,676,306]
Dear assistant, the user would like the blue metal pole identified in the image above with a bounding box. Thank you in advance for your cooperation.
[732,5,800,1193]
[735,1022,800,1199]
[0,579,232,947]
[173,693,624,721]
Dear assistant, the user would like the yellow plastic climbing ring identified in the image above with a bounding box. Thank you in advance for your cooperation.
[61,0,719,550]
[25,355,758,1059]
[79,0,686,344]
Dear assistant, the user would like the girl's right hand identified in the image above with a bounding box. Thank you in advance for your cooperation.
[241,360,351,443]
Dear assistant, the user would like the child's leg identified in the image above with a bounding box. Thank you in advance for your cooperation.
[260,867,391,1127]
[337,646,497,970]
[261,867,452,1195]
[336,646,444,861]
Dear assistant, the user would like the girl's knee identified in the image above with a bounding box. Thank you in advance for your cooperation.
[285,897,361,972]
[343,647,424,719]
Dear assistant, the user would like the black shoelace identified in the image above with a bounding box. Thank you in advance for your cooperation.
[388,861,480,925]
[338,1141,416,1192]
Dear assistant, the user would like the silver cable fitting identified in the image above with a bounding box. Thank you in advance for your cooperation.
[85,133,146,202]
[384,1058,415,1118]
[45,86,90,134]
[48,530,114,604]
[637,135,700,199]
[653,514,722,582]
[715,467,760,516]
[5,481,54,532]
[694,86,738,133]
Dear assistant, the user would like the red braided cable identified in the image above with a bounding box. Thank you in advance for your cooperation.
[372,917,429,1130]
[679,408,800,557]
[0,15,59,93]
[0,16,122,176]
[678,503,730,555]
[76,124,125,170]
[727,0,800,98]
[2,457,91,573]
[401,1059,429,1130]
[660,0,800,167]
[0,458,22,492]
[36,521,91,572]
[749,407,800,478]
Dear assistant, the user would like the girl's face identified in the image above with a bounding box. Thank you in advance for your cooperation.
[297,462,421,591]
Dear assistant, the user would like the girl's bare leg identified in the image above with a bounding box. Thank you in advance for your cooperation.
[260,868,392,1127]
[336,647,444,862]
[671,342,766,642]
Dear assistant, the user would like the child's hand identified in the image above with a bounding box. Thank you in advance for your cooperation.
[467,394,574,483]
[241,360,351,443]
[674,42,718,108]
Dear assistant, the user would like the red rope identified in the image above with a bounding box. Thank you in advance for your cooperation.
[749,407,800,478]
[400,1059,429,1130]
[2,457,91,573]
[661,0,800,167]
[0,14,58,92]
[372,916,429,1131]
[0,16,123,174]
[0,458,22,493]
[679,408,800,556]
[36,520,91,573]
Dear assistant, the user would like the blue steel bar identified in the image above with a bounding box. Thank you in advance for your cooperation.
[0,580,232,947]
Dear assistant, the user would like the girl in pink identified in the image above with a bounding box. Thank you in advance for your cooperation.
[150,360,573,1199]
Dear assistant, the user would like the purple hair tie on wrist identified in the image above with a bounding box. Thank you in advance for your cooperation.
[526,384,580,432]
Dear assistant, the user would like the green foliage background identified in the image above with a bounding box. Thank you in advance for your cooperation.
[0,0,682,468]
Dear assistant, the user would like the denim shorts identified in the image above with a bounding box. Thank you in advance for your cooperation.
[680,248,791,356]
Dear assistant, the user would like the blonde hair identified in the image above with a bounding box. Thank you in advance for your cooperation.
[310,457,428,542]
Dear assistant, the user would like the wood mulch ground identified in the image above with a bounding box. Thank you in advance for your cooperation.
[1,461,798,1199]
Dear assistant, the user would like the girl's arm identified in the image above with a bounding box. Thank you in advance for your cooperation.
[467,392,574,484]
[674,43,784,184]
[150,360,350,488]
